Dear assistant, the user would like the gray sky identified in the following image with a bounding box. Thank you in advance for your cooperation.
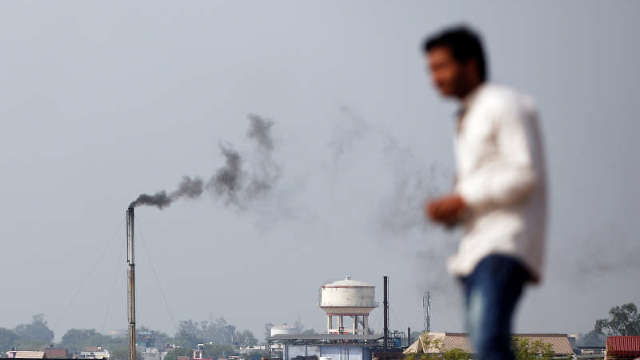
[1,0,639,341]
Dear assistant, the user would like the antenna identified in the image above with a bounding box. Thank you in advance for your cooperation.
[422,291,431,333]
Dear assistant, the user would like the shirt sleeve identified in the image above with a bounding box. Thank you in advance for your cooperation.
[456,99,540,210]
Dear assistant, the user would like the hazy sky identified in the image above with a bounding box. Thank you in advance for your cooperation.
[1,1,639,341]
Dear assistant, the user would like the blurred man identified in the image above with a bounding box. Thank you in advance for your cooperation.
[422,26,546,360]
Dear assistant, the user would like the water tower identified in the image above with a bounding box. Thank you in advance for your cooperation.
[320,276,377,335]
[270,324,296,337]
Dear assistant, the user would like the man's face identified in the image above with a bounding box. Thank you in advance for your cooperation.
[426,46,465,98]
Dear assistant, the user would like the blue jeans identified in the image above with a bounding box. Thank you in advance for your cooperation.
[461,254,530,360]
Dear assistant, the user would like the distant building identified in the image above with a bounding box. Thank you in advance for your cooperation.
[140,347,161,360]
[238,345,269,354]
[404,332,574,358]
[175,344,213,360]
[269,333,380,360]
[5,351,45,359]
[78,346,111,359]
[570,332,606,358]
[44,348,69,359]
[605,336,640,360]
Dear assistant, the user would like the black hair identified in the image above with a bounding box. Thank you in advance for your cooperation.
[423,25,488,82]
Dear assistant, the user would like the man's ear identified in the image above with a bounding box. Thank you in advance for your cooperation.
[463,59,481,82]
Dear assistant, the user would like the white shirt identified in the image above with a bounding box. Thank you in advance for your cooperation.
[448,84,547,282]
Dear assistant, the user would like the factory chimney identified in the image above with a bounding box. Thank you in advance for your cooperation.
[383,275,388,350]
[126,206,136,360]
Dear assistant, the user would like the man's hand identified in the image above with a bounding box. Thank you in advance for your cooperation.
[425,193,467,227]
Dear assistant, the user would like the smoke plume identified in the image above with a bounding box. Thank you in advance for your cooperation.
[130,176,204,209]
[208,146,243,204]
[247,113,274,151]
[130,114,279,209]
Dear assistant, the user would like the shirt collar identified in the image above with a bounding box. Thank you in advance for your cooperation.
[455,83,487,133]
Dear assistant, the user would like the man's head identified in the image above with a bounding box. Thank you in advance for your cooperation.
[423,26,487,99]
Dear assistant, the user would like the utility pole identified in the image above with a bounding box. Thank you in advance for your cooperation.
[383,275,389,350]
[127,206,136,360]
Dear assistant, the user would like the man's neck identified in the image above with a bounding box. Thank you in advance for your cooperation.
[459,81,485,107]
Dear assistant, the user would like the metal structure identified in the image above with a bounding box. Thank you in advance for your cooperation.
[126,206,136,360]
[422,291,431,333]
[320,276,377,335]
[383,276,388,350]
[270,334,380,360]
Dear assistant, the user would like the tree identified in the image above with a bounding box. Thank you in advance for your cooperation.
[244,350,269,360]
[163,347,192,360]
[0,328,18,353]
[202,344,236,359]
[442,348,471,360]
[174,320,204,349]
[594,303,640,336]
[138,327,171,349]
[235,330,258,347]
[60,329,108,353]
[14,314,54,348]
[110,346,141,360]
[512,337,554,360]
[577,330,606,348]
[174,318,257,348]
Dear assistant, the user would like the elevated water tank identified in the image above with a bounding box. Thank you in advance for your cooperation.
[320,276,377,335]
[270,324,296,337]
[320,276,377,314]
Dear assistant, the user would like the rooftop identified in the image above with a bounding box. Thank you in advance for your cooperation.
[606,336,640,357]
[405,332,574,355]
[269,333,381,344]
[322,276,373,288]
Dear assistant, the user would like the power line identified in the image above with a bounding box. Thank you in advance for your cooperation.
[137,228,177,330]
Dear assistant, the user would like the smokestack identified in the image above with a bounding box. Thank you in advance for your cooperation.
[383,275,389,350]
[126,206,136,360]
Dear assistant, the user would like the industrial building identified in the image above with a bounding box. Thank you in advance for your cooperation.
[268,276,387,360]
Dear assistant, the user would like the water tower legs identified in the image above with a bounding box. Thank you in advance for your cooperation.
[326,314,370,335]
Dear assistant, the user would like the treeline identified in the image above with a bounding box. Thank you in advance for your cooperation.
[0,314,54,353]
[173,318,257,349]
[0,314,260,360]
[578,302,640,347]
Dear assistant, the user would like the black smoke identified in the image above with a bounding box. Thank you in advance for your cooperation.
[247,113,274,151]
[207,146,243,204]
[129,176,204,209]
[130,114,279,209]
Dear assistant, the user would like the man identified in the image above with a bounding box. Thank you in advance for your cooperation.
[422,26,547,360]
